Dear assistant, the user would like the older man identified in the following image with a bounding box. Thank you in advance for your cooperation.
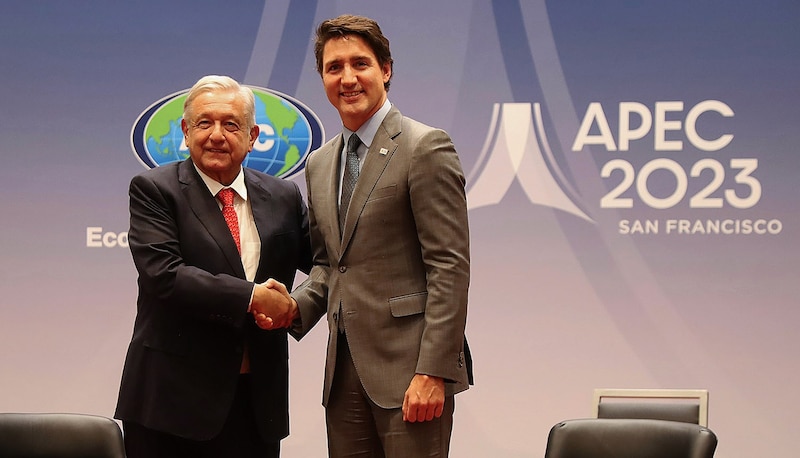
[116,75,311,458]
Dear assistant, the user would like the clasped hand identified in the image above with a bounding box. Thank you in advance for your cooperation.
[251,278,296,330]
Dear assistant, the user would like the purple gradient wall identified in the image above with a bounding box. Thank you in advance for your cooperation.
[1,1,797,456]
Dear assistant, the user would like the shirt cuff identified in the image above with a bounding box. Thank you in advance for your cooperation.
[247,285,255,313]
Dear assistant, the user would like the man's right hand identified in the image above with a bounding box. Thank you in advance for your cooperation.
[251,279,297,329]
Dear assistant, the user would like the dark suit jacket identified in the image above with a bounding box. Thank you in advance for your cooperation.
[292,106,472,409]
[115,159,311,441]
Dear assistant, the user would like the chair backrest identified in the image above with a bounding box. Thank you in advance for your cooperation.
[0,413,126,458]
[593,388,709,426]
[544,418,718,458]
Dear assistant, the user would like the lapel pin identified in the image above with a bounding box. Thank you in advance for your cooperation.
[379,148,388,156]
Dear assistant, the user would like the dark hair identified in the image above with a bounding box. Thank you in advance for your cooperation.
[314,14,394,91]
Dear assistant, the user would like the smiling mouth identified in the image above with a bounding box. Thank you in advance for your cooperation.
[342,91,362,98]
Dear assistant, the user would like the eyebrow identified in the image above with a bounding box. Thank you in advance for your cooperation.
[326,54,373,66]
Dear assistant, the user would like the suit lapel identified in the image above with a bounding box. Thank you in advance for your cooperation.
[246,170,273,280]
[340,108,402,250]
[178,160,246,277]
[323,136,345,245]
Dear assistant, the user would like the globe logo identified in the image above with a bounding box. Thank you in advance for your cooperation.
[131,86,324,178]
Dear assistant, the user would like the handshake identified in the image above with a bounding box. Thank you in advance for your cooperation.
[250,279,297,330]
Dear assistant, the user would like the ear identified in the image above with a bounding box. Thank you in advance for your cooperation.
[249,124,260,149]
[382,62,392,84]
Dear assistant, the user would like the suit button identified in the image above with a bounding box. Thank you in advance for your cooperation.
[339,266,347,273]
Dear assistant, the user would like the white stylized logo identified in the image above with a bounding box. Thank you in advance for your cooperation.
[466,103,594,223]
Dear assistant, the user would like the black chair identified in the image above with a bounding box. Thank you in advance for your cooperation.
[544,418,717,458]
[0,413,126,458]
[593,389,709,426]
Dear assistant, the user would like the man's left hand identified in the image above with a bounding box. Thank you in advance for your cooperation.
[402,374,445,422]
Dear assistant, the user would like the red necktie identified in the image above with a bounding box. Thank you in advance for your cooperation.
[217,188,241,254]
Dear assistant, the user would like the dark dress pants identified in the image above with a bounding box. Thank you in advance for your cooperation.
[326,332,455,457]
[123,375,280,458]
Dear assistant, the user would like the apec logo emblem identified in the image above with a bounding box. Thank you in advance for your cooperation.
[131,86,324,178]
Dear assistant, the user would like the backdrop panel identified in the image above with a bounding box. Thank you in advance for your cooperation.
[1,1,797,456]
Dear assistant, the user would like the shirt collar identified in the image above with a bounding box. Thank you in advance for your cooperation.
[193,162,248,201]
[343,98,392,150]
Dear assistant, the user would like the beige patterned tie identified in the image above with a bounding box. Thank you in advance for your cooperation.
[217,188,241,254]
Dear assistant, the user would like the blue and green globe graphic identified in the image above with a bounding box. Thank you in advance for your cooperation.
[131,86,324,178]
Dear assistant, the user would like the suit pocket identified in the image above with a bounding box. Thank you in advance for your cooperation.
[143,330,189,356]
[388,292,427,317]
[367,184,396,202]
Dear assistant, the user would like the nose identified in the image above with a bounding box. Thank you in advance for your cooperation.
[209,122,226,141]
[341,65,357,85]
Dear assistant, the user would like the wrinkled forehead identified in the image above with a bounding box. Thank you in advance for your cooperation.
[185,89,252,123]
